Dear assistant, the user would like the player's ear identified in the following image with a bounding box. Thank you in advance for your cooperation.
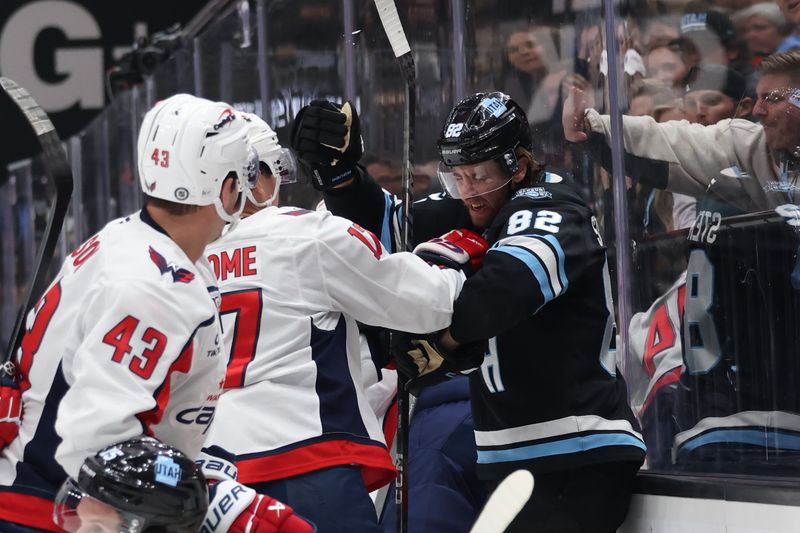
[511,156,529,184]
[219,172,242,212]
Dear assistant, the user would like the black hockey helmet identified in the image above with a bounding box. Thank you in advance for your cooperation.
[53,436,208,532]
[437,91,532,175]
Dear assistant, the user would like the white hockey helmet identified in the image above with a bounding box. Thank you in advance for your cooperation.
[137,94,258,224]
[241,112,297,208]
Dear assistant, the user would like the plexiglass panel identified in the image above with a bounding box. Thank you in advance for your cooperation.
[4,0,800,483]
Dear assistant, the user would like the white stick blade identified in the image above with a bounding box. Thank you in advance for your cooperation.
[373,0,411,58]
[469,469,534,533]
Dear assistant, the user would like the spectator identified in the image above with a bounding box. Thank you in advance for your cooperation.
[500,25,566,122]
[683,63,754,125]
[733,2,791,63]
[776,0,800,52]
[645,37,693,94]
[679,3,759,94]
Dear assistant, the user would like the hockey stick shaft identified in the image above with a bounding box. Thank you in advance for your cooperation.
[1,77,73,369]
[373,2,415,532]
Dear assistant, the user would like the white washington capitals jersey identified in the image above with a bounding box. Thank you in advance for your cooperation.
[0,210,224,529]
[204,206,463,491]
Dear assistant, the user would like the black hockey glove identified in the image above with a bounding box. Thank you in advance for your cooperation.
[395,332,486,395]
[290,100,363,190]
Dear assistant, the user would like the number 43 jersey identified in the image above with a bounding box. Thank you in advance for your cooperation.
[203,206,464,492]
[0,210,224,528]
[449,183,646,480]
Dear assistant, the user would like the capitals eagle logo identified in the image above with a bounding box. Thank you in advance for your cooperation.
[149,246,195,283]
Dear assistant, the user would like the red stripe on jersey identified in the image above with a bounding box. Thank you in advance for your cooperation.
[136,341,194,431]
[237,439,397,492]
[0,492,64,531]
[639,365,682,417]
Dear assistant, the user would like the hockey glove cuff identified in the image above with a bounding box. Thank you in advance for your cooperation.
[0,366,21,450]
[196,446,239,482]
[413,229,489,276]
[205,479,316,533]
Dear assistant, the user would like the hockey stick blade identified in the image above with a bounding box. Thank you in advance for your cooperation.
[1,77,73,367]
[373,0,416,252]
[374,0,411,59]
[469,470,534,533]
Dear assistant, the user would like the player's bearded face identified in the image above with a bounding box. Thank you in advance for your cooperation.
[452,160,512,230]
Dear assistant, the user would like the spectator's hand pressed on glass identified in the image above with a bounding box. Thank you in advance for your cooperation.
[563,85,590,142]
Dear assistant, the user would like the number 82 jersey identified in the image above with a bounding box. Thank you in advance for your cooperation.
[448,183,646,479]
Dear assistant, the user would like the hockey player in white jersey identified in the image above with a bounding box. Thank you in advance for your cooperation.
[0,94,313,533]
[204,114,488,533]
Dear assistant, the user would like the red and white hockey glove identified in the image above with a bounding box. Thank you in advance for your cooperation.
[198,447,316,533]
[0,366,22,450]
[203,480,316,533]
[413,229,489,276]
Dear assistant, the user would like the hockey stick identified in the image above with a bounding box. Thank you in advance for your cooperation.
[1,77,74,372]
[373,1,415,532]
[469,470,534,533]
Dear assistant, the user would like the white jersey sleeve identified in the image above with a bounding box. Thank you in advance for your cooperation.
[585,110,772,198]
[312,212,464,333]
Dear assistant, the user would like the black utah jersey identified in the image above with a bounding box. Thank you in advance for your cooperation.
[449,182,646,479]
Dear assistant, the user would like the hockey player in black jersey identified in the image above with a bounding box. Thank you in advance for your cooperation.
[427,92,646,533]
[291,93,646,532]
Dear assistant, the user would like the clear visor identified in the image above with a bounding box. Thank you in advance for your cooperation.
[268,147,299,185]
[54,478,147,533]
[245,148,298,208]
[437,159,513,200]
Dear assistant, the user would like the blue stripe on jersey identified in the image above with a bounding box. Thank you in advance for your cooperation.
[310,316,369,438]
[380,192,393,251]
[14,363,70,498]
[491,234,568,305]
[493,245,555,304]
[476,432,646,464]
[541,234,568,292]
[677,429,800,456]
